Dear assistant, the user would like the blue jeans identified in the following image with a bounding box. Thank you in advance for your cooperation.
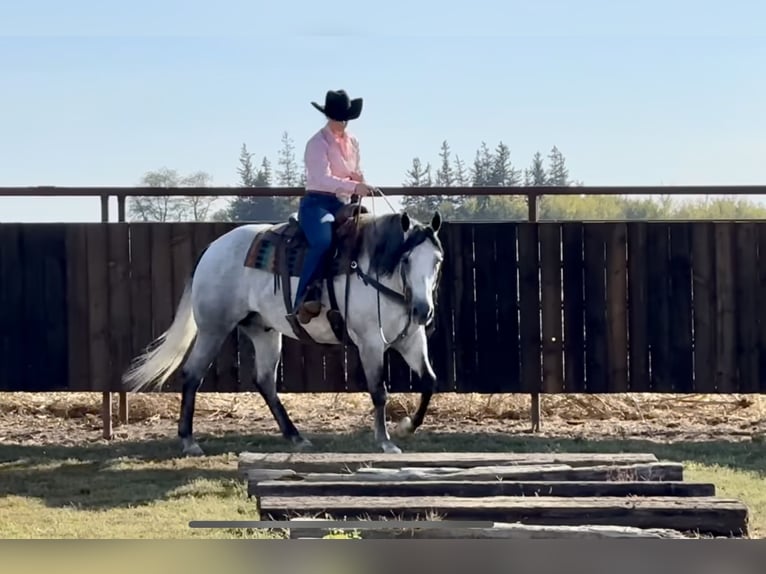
[293,192,345,311]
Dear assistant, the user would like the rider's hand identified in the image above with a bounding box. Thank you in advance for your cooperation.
[354,182,373,196]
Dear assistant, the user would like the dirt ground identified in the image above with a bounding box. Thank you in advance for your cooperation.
[1,391,764,447]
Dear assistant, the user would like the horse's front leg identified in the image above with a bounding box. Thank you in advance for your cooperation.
[358,339,401,454]
[391,328,438,439]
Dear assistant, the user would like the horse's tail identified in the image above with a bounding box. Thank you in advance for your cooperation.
[121,248,206,392]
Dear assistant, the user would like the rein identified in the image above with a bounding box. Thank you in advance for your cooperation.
[342,190,421,347]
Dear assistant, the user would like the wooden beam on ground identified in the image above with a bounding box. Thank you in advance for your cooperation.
[245,462,683,485]
[250,479,714,499]
[258,495,748,537]
[238,451,659,475]
[286,519,689,540]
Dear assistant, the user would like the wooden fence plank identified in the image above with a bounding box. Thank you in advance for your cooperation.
[494,222,520,392]
[627,222,649,392]
[170,222,194,306]
[647,224,671,391]
[280,338,306,392]
[108,223,133,391]
[0,225,16,389]
[161,222,195,393]
[425,222,454,391]
[128,223,153,365]
[17,225,69,391]
[302,344,328,392]
[583,224,607,392]
[473,222,501,392]
[735,223,759,392]
[714,223,737,393]
[19,226,44,389]
[386,347,413,392]
[758,226,766,393]
[669,223,693,392]
[150,223,174,338]
[561,222,584,392]
[518,222,541,393]
[344,344,365,392]
[44,225,70,391]
[539,223,563,393]
[453,223,477,391]
[85,224,111,391]
[64,224,91,391]
[605,223,628,392]
[692,222,716,393]
[323,346,347,393]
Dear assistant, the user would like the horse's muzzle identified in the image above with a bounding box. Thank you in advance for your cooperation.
[413,300,434,326]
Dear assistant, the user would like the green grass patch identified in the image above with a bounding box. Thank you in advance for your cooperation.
[1,430,764,538]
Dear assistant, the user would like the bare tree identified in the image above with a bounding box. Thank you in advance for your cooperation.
[128,167,217,222]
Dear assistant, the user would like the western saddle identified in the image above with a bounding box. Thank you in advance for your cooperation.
[243,202,369,344]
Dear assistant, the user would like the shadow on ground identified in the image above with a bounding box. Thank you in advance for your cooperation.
[0,428,764,512]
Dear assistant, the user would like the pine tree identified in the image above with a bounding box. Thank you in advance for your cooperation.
[276,131,299,186]
[435,140,454,187]
[450,153,469,211]
[471,142,494,186]
[547,145,570,186]
[453,154,468,186]
[237,143,256,187]
[524,151,547,186]
[403,157,432,187]
[402,157,439,220]
[490,141,521,186]
[254,157,272,186]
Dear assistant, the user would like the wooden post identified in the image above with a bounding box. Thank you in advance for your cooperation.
[116,194,128,425]
[100,194,113,440]
[527,192,541,432]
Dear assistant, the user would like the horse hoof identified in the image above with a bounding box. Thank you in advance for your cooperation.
[393,416,414,438]
[293,437,314,451]
[183,442,205,457]
[381,441,402,454]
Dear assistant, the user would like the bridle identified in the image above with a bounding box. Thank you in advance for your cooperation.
[344,190,441,346]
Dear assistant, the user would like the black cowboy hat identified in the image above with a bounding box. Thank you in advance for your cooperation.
[311,89,363,122]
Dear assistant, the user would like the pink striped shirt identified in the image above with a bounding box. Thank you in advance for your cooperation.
[303,125,363,200]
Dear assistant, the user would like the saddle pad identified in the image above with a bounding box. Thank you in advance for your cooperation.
[243,220,351,278]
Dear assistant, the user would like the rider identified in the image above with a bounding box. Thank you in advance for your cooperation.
[290,89,374,325]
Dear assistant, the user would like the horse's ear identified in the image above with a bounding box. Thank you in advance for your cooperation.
[401,212,411,232]
[431,211,442,232]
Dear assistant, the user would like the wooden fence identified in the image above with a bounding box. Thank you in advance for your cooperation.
[2,218,765,395]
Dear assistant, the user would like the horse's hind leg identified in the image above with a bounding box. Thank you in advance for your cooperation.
[178,326,230,456]
[239,321,311,450]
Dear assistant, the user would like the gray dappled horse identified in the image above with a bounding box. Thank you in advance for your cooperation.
[121,205,444,456]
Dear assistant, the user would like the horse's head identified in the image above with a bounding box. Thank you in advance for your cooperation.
[398,211,443,325]
[362,210,443,328]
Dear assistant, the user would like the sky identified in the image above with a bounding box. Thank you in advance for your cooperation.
[0,0,765,222]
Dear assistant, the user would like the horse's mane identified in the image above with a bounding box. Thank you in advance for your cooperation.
[355,212,443,277]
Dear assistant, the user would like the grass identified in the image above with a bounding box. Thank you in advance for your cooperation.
[1,428,765,539]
